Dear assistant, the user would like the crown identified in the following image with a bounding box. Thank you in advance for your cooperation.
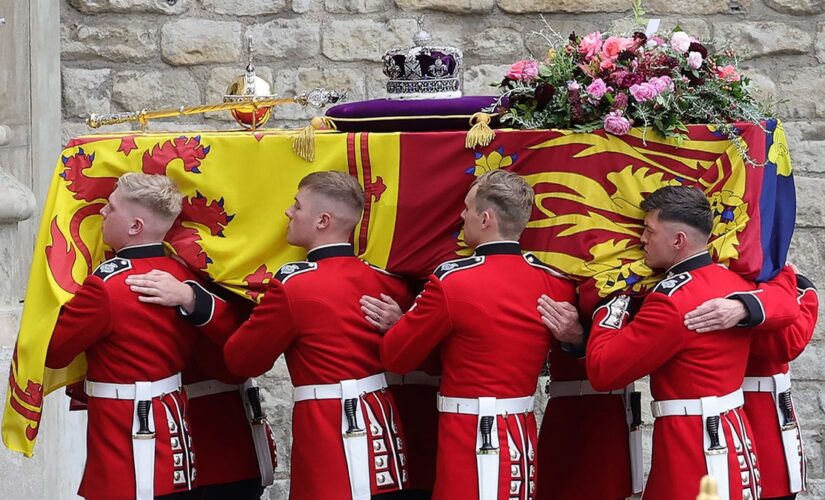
[382,19,463,100]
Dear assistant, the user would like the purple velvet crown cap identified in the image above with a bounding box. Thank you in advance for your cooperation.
[324,96,501,132]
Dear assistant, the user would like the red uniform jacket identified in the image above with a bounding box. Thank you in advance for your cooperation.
[45,243,232,500]
[221,243,412,500]
[587,253,799,500]
[536,340,632,500]
[743,273,818,498]
[381,241,577,500]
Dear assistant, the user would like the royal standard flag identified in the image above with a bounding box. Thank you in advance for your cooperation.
[4,120,794,455]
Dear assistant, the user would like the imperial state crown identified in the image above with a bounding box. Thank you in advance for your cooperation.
[382,19,463,100]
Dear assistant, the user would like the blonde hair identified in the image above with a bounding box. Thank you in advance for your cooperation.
[471,170,534,239]
[116,173,183,220]
[298,171,364,223]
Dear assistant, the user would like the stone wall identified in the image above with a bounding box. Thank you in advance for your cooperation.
[54,0,825,499]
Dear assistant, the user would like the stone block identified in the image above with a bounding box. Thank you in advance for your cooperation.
[765,0,825,15]
[201,0,287,15]
[790,341,825,380]
[366,66,388,99]
[265,479,291,499]
[322,19,418,61]
[395,0,495,13]
[818,23,825,63]
[793,176,825,228]
[778,67,825,119]
[293,0,317,12]
[271,67,366,120]
[247,19,321,61]
[62,68,111,118]
[204,66,274,122]
[68,0,189,14]
[788,230,825,290]
[646,0,753,15]
[61,22,159,63]
[325,0,389,13]
[739,68,775,104]
[803,427,825,477]
[714,22,811,60]
[653,19,713,42]
[791,381,825,424]
[463,64,509,96]
[112,69,200,112]
[468,27,525,60]
[783,121,825,175]
[161,19,242,65]
[63,121,133,148]
[497,0,629,13]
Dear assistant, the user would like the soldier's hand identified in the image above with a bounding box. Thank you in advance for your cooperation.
[360,294,402,333]
[538,295,584,345]
[125,270,196,313]
[684,298,747,333]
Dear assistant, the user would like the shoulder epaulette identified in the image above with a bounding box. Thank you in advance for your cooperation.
[434,256,484,280]
[652,272,692,296]
[523,252,568,279]
[274,261,317,284]
[93,257,132,281]
[361,259,402,278]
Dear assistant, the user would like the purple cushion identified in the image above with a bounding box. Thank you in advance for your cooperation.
[324,96,500,132]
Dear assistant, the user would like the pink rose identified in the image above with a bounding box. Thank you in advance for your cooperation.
[687,51,703,70]
[586,78,610,99]
[578,32,603,61]
[600,36,632,62]
[506,59,539,82]
[649,76,673,94]
[715,64,741,82]
[567,81,581,91]
[670,31,691,53]
[629,82,658,102]
[604,111,631,135]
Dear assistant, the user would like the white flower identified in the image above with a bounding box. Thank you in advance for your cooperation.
[687,51,703,70]
[670,31,691,53]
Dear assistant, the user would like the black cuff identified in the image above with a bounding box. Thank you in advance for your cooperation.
[178,281,215,326]
[796,274,816,293]
[728,293,764,328]
[560,341,587,359]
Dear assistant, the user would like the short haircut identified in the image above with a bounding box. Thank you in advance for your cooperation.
[640,185,713,236]
[471,170,535,239]
[298,171,365,220]
[116,173,183,220]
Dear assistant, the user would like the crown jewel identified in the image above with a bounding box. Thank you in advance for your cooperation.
[382,18,463,100]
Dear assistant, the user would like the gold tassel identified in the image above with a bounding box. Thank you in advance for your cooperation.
[292,117,336,162]
[695,476,719,500]
[465,112,495,149]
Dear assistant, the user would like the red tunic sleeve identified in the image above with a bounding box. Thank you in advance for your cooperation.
[222,280,297,378]
[749,276,818,363]
[381,275,453,374]
[45,275,112,369]
[731,265,800,330]
[586,294,685,391]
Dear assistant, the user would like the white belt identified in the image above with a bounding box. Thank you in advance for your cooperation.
[385,371,441,387]
[650,389,744,418]
[185,379,240,399]
[548,379,625,398]
[85,373,182,400]
[437,393,535,415]
[293,373,387,402]
[742,374,782,393]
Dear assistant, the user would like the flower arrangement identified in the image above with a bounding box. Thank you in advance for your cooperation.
[494,2,771,143]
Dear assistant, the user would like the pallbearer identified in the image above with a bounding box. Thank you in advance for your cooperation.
[363,170,579,500]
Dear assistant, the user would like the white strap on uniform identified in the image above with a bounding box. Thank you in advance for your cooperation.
[294,374,386,500]
[651,389,744,500]
[85,373,182,400]
[547,379,625,398]
[622,383,644,495]
[293,373,387,402]
[239,379,276,488]
[650,389,744,418]
[385,371,441,387]
[744,372,804,493]
[476,397,500,500]
[436,394,535,415]
[184,379,239,399]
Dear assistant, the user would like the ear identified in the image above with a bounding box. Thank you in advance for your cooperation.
[673,230,688,250]
[480,209,492,229]
[316,212,331,230]
[129,217,145,236]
